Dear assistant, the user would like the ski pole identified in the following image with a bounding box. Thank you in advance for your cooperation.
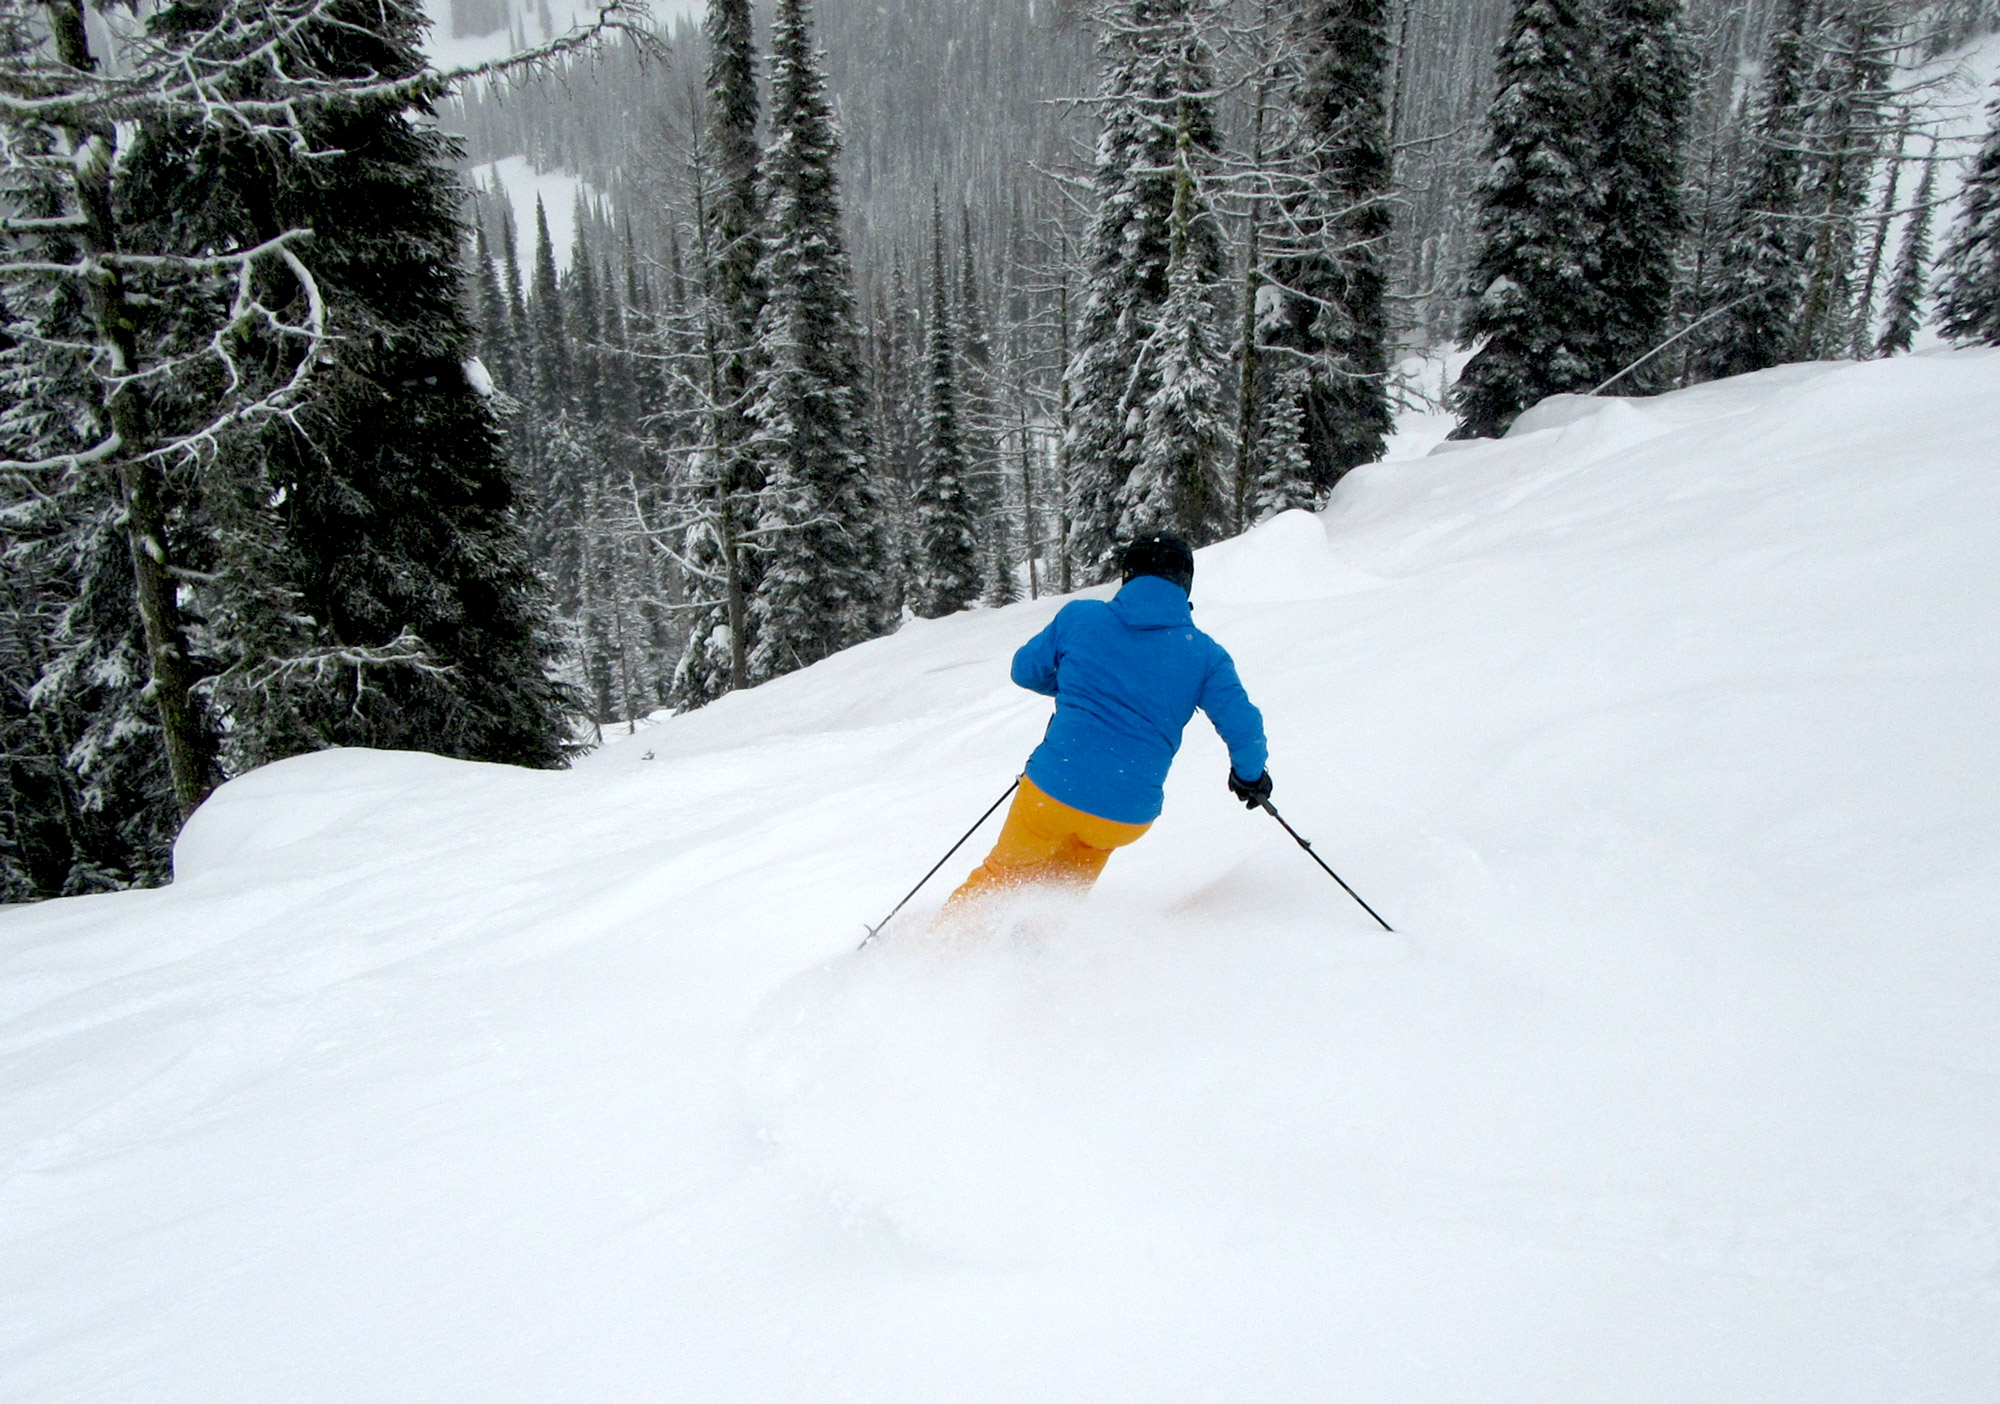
[1256,797,1394,932]
[859,777,1021,949]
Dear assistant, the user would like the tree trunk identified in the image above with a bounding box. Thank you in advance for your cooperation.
[1018,410,1040,599]
[721,495,750,692]
[47,0,211,823]
[1234,209,1262,535]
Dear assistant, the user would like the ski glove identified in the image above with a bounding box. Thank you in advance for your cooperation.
[1228,769,1273,809]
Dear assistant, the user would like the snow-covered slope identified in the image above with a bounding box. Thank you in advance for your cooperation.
[5,352,2000,1402]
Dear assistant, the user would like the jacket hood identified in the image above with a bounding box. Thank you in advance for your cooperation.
[1110,574,1194,629]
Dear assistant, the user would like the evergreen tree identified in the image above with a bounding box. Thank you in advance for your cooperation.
[910,199,982,616]
[0,113,183,892]
[1450,0,1607,438]
[668,120,753,708]
[745,0,888,678]
[707,0,766,397]
[983,506,1021,607]
[1253,367,1318,521]
[1877,148,1939,356]
[500,206,530,386]
[472,219,519,395]
[1066,0,1225,581]
[1695,0,1816,380]
[1595,0,1693,387]
[568,215,605,425]
[957,204,1001,530]
[1121,126,1230,544]
[705,0,767,602]
[1791,2,1896,360]
[531,197,568,420]
[1849,120,1909,359]
[157,0,581,770]
[1266,0,1396,481]
[669,0,767,706]
[1936,79,2000,345]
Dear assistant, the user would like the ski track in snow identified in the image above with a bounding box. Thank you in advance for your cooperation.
[4,352,2000,1400]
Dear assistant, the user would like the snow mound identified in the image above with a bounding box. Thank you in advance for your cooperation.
[4,351,1999,1402]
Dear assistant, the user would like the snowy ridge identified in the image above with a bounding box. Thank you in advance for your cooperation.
[4,352,2000,1400]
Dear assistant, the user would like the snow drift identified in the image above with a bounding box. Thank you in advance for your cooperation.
[4,351,1999,1401]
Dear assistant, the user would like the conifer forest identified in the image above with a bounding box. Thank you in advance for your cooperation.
[5,0,2000,899]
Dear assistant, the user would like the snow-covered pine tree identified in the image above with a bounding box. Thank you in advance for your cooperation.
[1232,13,1276,539]
[0,0,633,885]
[0,121,161,895]
[705,0,767,604]
[960,205,1015,606]
[1066,0,1225,581]
[665,127,744,707]
[745,0,888,678]
[1849,120,1909,359]
[667,0,770,707]
[569,216,606,427]
[158,0,581,771]
[983,515,1022,607]
[1265,0,1395,481]
[1936,79,2000,345]
[472,220,520,396]
[1594,0,1693,389]
[1877,147,1940,355]
[958,205,1000,492]
[1450,0,1608,439]
[8,488,184,891]
[531,198,569,423]
[1790,1,1897,360]
[501,207,531,389]
[0,266,177,892]
[1121,124,1231,544]
[1253,367,1317,521]
[707,0,766,424]
[910,198,982,617]
[1694,0,1816,380]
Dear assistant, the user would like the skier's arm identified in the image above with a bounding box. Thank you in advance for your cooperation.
[1199,646,1268,781]
[1010,611,1063,696]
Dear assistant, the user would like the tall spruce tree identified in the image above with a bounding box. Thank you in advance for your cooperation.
[1066,0,1225,581]
[1253,368,1317,522]
[706,0,766,681]
[1595,0,1692,387]
[153,0,580,770]
[0,0,624,891]
[472,220,519,394]
[1877,149,1939,356]
[745,0,887,678]
[1450,0,1608,438]
[911,198,982,616]
[530,198,568,420]
[1695,0,1816,380]
[1936,79,2000,345]
[1121,124,1231,543]
[1849,121,1909,359]
[1266,0,1395,482]
[1791,2,1896,360]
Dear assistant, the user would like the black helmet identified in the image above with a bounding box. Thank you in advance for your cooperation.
[1120,532,1195,594]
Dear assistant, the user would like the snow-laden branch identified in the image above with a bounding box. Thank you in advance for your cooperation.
[0,0,659,129]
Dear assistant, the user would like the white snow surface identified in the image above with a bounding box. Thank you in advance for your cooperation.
[6,352,2000,1401]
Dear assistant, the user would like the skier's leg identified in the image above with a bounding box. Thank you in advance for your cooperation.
[940,782,1071,910]
[1045,814,1149,887]
[937,778,1149,922]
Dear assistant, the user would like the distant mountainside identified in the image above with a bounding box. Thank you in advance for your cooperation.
[440,0,1997,337]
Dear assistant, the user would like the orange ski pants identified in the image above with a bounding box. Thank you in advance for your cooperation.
[938,775,1151,916]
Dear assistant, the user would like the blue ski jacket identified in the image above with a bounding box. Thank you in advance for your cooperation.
[1012,574,1267,825]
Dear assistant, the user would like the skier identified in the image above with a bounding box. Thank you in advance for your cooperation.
[935,532,1271,924]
